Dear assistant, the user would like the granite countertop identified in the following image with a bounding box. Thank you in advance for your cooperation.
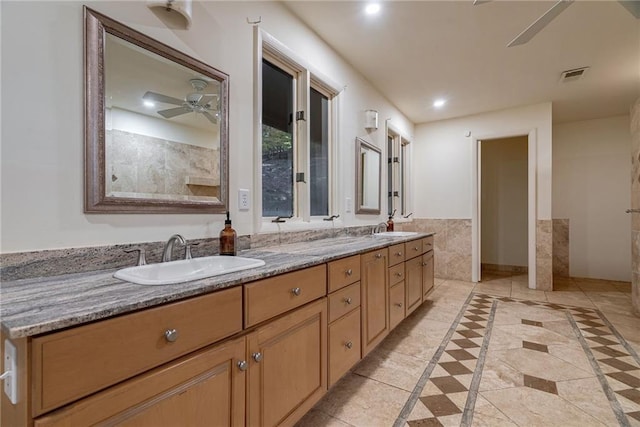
[0,233,432,339]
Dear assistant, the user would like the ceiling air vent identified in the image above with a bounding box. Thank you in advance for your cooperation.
[560,67,589,83]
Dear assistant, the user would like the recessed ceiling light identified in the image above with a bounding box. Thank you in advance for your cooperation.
[144,100,155,108]
[365,3,381,15]
[433,99,446,108]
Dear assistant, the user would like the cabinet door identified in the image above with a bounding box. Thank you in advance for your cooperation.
[328,307,361,386]
[389,281,406,330]
[35,336,246,427]
[422,251,435,298]
[405,257,423,316]
[247,298,327,427]
[361,249,389,357]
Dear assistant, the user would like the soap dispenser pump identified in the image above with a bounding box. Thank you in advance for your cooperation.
[219,211,237,256]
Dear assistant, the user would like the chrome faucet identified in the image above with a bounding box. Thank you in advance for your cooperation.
[372,222,387,234]
[162,234,186,262]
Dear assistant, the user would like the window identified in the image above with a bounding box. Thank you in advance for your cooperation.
[387,126,411,217]
[258,30,339,222]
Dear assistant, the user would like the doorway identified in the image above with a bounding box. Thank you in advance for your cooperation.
[479,136,528,282]
[472,130,537,289]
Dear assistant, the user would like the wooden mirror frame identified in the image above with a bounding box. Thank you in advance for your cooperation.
[355,137,382,215]
[84,7,229,213]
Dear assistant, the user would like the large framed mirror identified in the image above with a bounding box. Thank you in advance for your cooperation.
[84,7,228,213]
[355,137,381,214]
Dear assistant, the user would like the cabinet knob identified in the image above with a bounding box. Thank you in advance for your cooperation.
[237,360,248,371]
[344,297,352,305]
[422,262,428,266]
[346,268,353,276]
[395,302,403,308]
[413,247,419,251]
[395,272,403,277]
[164,329,179,343]
[375,253,382,259]
[395,251,402,256]
[291,287,301,296]
[345,341,353,349]
[252,352,263,362]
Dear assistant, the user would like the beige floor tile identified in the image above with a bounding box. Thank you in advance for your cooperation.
[483,327,524,350]
[354,347,427,392]
[473,283,511,297]
[492,323,573,347]
[478,353,525,391]
[545,291,595,308]
[437,414,463,427]
[547,343,595,373]
[543,319,581,339]
[405,398,434,421]
[294,408,355,427]
[481,387,609,426]
[314,373,411,426]
[470,394,518,426]
[379,332,441,361]
[557,377,623,426]
[511,287,548,302]
[493,347,594,381]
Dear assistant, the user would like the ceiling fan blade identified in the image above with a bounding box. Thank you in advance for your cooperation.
[202,112,218,124]
[143,91,184,106]
[157,106,191,118]
[198,95,216,107]
[507,0,574,47]
[473,0,491,5]
[619,0,640,18]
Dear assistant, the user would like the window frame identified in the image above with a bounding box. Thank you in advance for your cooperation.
[254,28,342,232]
[386,122,412,218]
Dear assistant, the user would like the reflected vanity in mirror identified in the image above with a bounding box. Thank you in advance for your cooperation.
[84,7,228,213]
[355,137,381,214]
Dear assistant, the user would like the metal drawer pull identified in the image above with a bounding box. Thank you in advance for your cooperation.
[413,247,419,251]
[345,341,353,349]
[346,268,353,276]
[164,329,179,343]
[422,262,428,266]
[395,251,402,256]
[292,287,301,296]
[395,272,403,277]
[237,360,248,371]
[375,253,382,259]
[252,352,263,362]
[344,297,353,305]
[395,302,403,307]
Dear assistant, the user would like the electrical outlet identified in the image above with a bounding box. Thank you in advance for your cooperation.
[238,189,250,211]
[3,339,17,404]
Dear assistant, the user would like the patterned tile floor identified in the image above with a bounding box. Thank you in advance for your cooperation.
[296,273,640,427]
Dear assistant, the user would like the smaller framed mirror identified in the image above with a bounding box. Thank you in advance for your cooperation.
[84,7,228,213]
[355,137,381,214]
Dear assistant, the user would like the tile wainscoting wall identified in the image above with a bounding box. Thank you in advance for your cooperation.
[632,97,640,315]
[398,219,472,281]
[400,219,555,290]
[552,219,570,277]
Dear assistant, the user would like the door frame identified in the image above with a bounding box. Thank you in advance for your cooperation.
[472,129,537,289]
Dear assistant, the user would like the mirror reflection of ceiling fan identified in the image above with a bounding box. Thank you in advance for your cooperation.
[474,0,640,47]
[143,78,219,124]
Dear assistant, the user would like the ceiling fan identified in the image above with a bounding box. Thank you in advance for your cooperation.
[143,78,219,124]
[474,0,640,47]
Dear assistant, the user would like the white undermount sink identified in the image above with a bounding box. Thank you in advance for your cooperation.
[114,256,266,285]
[373,231,419,237]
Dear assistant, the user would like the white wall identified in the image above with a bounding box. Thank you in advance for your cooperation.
[553,115,631,281]
[481,136,528,267]
[413,103,552,220]
[0,1,413,252]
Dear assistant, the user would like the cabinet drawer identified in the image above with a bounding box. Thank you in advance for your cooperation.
[388,262,405,286]
[390,281,406,330]
[405,239,423,258]
[388,243,406,266]
[244,264,327,328]
[328,282,361,323]
[32,287,243,415]
[328,307,361,386]
[328,255,361,292]
[422,236,434,253]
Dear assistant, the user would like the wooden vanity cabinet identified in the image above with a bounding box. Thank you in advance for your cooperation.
[360,248,389,357]
[422,250,435,298]
[247,298,327,427]
[404,256,423,316]
[34,336,247,427]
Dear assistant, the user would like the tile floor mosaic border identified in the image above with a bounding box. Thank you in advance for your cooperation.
[396,292,640,427]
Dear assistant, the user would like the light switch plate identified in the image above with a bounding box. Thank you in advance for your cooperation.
[238,189,250,211]
[345,197,353,213]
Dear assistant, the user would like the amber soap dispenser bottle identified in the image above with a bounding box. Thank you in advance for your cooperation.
[219,211,237,256]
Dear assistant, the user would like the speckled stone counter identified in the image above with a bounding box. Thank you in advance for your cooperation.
[0,233,432,339]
